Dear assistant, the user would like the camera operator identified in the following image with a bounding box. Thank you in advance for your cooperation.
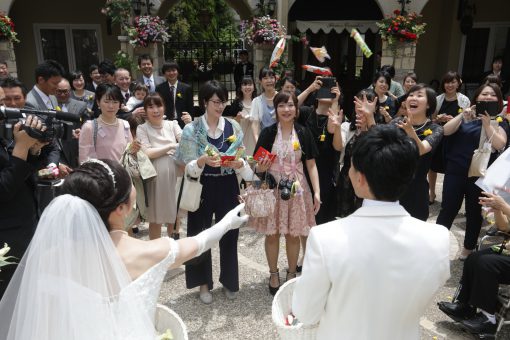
[0,105,47,298]
[2,76,63,168]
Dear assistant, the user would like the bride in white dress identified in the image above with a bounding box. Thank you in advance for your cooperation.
[0,159,247,339]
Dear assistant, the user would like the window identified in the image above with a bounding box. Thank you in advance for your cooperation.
[34,24,103,74]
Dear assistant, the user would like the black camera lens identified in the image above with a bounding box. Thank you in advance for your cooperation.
[280,187,291,200]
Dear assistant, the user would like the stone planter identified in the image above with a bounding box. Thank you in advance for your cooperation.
[253,43,274,88]
[381,40,417,82]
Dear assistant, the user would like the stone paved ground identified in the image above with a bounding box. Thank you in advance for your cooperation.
[136,175,509,339]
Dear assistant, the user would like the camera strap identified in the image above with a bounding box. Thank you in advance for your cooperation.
[93,119,98,151]
[275,123,297,181]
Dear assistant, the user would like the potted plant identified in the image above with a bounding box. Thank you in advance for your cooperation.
[240,15,286,46]
[0,12,19,43]
[376,9,426,51]
[126,15,171,47]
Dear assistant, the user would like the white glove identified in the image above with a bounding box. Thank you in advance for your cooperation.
[192,203,248,255]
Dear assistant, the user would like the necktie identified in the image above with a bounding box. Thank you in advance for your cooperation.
[146,78,153,92]
[169,85,176,118]
[124,92,130,103]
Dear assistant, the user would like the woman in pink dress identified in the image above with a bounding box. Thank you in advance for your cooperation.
[79,84,140,164]
[250,91,321,295]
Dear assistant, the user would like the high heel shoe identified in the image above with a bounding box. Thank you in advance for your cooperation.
[269,269,280,296]
[286,270,297,282]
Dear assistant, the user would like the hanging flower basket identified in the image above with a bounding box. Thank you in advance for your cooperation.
[376,9,426,51]
[126,15,171,47]
[240,15,286,46]
[0,13,19,43]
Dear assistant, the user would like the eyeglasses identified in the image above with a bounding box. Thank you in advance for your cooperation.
[56,89,70,94]
[209,99,227,107]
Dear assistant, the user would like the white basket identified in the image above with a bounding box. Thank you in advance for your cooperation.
[155,304,189,340]
[271,278,319,340]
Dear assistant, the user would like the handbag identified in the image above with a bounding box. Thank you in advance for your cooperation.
[243,171,276,218]
[468,121,498,178]
[175,163,202,212]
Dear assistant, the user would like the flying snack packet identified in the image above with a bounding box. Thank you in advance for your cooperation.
[350,29,373,58]
[269,37,286,68]
[301,65,333,76]
[310,46,331,63]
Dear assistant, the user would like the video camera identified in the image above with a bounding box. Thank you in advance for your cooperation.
[0,106,81,142]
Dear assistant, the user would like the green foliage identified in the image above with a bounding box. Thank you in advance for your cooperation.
[114,50,135,71]
[166,0,239,43]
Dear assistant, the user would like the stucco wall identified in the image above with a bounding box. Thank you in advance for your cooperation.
[9,0,121,87]
[415,0,510,85]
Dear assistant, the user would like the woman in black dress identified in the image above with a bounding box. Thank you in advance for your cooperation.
[393,84,443,220]
[428,71,471,203]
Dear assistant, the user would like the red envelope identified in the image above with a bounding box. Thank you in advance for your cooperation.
[221,155,236,166]
[253,147,276,162]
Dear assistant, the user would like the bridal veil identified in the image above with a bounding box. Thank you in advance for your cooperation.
[0,194,155,339]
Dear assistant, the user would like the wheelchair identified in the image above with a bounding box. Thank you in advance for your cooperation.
[450,227,510,339]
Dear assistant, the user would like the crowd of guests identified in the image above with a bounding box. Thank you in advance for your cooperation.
[0,51,510,338]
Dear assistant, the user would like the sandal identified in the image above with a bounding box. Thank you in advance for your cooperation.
[269,269,280,296]
[286,270,297,282]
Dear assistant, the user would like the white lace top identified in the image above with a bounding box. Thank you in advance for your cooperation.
[123,237,179,321]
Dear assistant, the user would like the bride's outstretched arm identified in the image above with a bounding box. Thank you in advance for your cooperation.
[170,204,248,268]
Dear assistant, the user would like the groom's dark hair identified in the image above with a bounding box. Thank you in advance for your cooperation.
[352,125,418,201]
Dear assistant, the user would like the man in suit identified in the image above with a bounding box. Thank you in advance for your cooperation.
[24,61,63,171]
[55,78,87,169]
[137,54,165,93]
[156,61,193,128]
[85,64,101,92]
[292,125,450,340]
[0,60,9,79]
[233,50,254,90]
[481,56,508,95]
[114,68,134,104]
[98,59,116,85]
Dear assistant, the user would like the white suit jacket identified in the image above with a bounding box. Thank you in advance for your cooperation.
[292,203,450,340]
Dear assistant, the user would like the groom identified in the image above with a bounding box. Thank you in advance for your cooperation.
[292,125,450,339]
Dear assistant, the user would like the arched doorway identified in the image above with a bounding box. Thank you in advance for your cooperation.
[289,0,383,113]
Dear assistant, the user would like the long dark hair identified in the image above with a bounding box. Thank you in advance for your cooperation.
[236,76,256,101]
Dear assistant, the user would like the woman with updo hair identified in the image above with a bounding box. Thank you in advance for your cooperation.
[0,158,247,339]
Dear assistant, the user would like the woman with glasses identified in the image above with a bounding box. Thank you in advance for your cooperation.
[176,80,251,304]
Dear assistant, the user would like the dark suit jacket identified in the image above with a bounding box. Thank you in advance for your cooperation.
[234,61,254,89]
[137,74,165,93]
[0,139,38,230]
[85,82,95,92]
[58,99,88,168]
[156,81,194,128]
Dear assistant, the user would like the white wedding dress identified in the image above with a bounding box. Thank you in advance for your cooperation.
[123,237,179,321]
[0,195,177,340]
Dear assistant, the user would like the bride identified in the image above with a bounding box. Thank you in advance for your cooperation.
[0,159,247,339]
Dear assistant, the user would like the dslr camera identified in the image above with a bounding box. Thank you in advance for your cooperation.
[0,106,81,142]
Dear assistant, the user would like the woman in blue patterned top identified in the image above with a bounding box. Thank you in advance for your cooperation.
[176,81,251,304]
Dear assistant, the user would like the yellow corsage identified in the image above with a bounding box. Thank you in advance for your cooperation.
[87,95,94,101]
[384,106,390,111]
[158,329,174,340]
[292,141,300,151]
[458,108,463,114]
[226,134,237,143]
[55,105,62,111]
[496,116,503,123]
[423,129,433,136]
[177,92,182,98]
